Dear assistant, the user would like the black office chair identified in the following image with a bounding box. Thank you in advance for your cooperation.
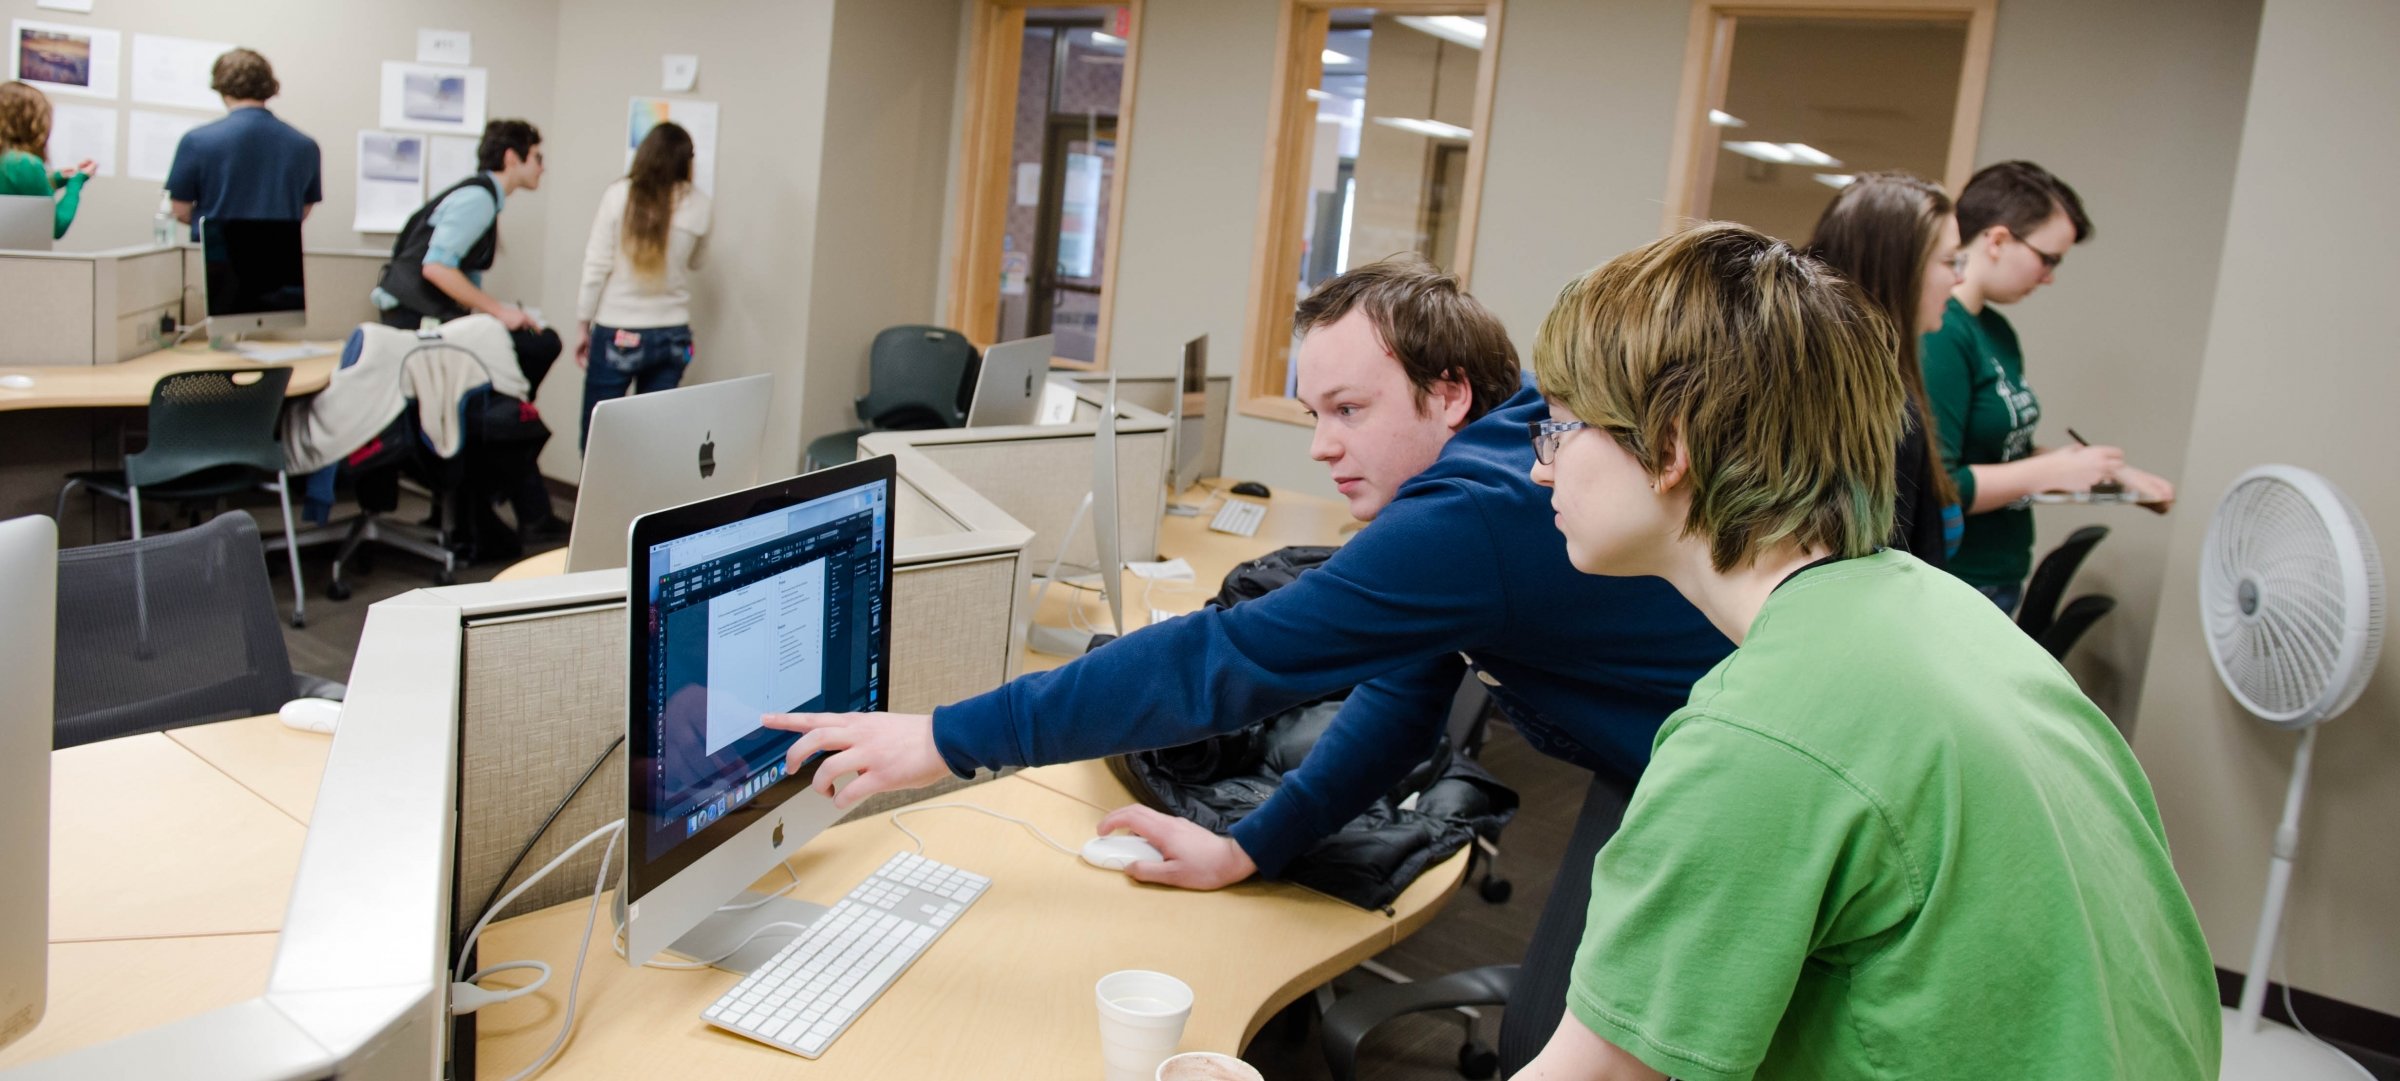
[2016,525,2108,639]
[56,367,310,626]
[2039,594,2118,659]
[803,325,982,469]
[52,512,343,749]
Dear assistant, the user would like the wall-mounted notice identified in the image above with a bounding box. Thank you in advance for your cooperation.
[126,109,202,182]
[417,29,470,66]
[355,131,425,233]
[45,102,115,176]
[662,54,697,92]
[34,0,94,13]
[379,60,486,136]
[129,33,232,112]
[627,97,718,195]
[10,19,119,99]
[426,134,479,192]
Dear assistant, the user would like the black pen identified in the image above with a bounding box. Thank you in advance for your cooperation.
[2067,428,2090,447]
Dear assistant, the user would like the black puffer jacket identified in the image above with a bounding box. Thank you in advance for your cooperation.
[1103,546,1518,910]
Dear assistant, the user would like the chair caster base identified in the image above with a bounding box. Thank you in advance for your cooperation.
[1458,1040,1498,1080]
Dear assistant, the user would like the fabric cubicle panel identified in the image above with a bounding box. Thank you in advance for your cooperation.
[916,431,1168,570]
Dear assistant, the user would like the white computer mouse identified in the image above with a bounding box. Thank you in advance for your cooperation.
[1080,834,1165,872]
[0,375,33,390]
[278,697,342,735]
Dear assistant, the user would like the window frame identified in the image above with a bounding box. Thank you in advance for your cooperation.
[947,0,1145,371]
[1659,0,1998,236]
[1238,0,1508,426]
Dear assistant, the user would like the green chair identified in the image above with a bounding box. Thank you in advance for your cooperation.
[56,367,310,626]
[803,325,982,470]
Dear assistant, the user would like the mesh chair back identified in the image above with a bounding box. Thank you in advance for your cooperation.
[124,367,294,488]
[53,512,298,748]
[856,325,980,431]
[2017,524,2109,639]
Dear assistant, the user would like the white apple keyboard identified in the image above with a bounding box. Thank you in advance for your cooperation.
[1209,499,1265,538]
[703,851,987,1058]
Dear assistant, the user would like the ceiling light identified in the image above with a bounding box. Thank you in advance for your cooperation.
[1783,142,1841,167]
[1092,31,1126,48]
[1395,15,1486,49]
[1307,88,1334,102]
[1721,141,1843,167]
[1373,116,1473,140]
[1322,49,1355,66]
[1708,109,1746,127]
[1814,173,1857,189]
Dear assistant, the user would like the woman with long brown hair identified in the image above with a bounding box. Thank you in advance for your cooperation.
[574,120,712,448]
[0,80,94,240]
[1804,170,1965,568]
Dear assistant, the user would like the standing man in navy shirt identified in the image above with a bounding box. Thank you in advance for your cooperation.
[765,256,1734,1072]
[165,48,321,236]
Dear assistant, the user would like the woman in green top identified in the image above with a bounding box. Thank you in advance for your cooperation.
[0,80,95,240]
[1922,160,2175,611]
[1515,223,2218,1080]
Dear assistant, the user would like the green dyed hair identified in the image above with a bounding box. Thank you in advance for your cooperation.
[1532,222,1904,572]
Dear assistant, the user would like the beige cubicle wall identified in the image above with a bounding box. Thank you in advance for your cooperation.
[0,246,184,366]
[1064,372,1232,484]
[180,246,389,344]
[859,388,1171,576]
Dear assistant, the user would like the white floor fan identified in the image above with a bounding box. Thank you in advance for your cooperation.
[2200,464,2384,1079]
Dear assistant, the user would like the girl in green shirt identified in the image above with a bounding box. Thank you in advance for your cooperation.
[0,80,94,240]
[1922,160,2175,609]
[1516,223,2218,1081]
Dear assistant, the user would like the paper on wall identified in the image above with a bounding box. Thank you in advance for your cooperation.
[45,103,115,176]
[1015,162,1040,207]
[126,110,202,182]
[11,19,120,100]
[417,29,471,66]
[34,0,94,13]
[627,97,718,195]
[378,60,486,135]
[662,54,697,92]
[426,134,480,192]
[354,130,425,233]
[129,33,233,112]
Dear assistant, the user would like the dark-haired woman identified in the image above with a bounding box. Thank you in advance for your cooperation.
[1805,171,1965,568]
[574,121,712,449]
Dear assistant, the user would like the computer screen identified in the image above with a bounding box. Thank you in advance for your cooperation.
[1172,335,1208,492]
[201,217,306,332]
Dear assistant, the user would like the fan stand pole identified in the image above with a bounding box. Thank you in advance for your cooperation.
[2237,724,2316,1030]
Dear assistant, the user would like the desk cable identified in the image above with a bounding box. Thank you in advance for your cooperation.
[887,801,1085,858]
[451,818,622,1081]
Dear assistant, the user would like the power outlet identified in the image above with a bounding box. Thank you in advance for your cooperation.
[157,311,175,338]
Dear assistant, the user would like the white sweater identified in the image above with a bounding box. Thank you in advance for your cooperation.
[575,178,711,329]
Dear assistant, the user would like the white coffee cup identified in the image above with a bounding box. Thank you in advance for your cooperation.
[1156,1050,1265,1081]
[1095,969,1194,1081]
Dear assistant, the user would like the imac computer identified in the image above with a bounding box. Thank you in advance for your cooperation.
[200,217,306,337]
[623,457,896,970]
[0,195,53,251]
[565,373,775,573]
[965,334,1054,427]
[1165,335,1209,513]
[0,515,54,1052]
[1027,378,1125,655]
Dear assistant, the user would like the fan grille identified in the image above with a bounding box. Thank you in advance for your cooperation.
[2201,467,2385,727]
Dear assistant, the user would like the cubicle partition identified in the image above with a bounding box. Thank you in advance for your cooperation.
[1063,372,1232,484]
[0,245,185,366]
[1,453,1034,1079]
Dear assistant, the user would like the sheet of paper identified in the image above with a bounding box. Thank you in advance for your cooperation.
[129,33,232,111]
[11,19,120,99]
[1015,161,1041,206]
[627,97,719,195]
[354,131,425,234]
[35,0,94,13]
[126,110,202,182]
[417,29,470,66]
[379,61,486,135]
[662,54,697,92]
[426,134,479,192]
[45,103,115,176]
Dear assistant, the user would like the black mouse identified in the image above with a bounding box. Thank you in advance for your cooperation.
[1230,481,1272,498]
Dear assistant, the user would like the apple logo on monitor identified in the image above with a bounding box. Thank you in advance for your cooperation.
[771,819,784,848]
[698,431,716,479]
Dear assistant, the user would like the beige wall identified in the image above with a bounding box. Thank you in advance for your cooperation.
[536,0,838,482]
[2131,0,2400,1017]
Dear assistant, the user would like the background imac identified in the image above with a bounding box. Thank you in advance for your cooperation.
[566,374,774,574]
[200,218,306,335]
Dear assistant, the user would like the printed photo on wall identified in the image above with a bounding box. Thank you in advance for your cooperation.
[378,60,485,135]
[10,20,120,99]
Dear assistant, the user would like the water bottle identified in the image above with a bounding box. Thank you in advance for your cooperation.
[151,194,174,248]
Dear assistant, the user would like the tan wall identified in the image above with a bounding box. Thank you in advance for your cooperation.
[2131,0,2400,1017]
[535,0,838,483]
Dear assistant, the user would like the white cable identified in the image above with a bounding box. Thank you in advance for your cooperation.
[713,860,800,914]
[478,821,621,1081]
[453,819,622,982]
[888,802,1084,858]
[2271,932,2379,1080]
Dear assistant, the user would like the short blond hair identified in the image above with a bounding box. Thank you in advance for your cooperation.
[1532,222,1904,572]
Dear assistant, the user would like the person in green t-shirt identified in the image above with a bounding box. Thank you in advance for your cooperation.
[1516,222,2220,1081]
[1922,161,2176,610]
[0,81,94,240]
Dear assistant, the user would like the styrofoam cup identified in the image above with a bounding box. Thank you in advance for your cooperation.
[1095,970,1193,1081]
[1156,1050,1266,1081]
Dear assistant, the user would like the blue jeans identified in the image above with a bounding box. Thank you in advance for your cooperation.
[1977,581,2023,616]
[581,324,694,449]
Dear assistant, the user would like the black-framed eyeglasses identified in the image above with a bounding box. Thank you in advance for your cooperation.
[2008,228,2066,270]
[1527,418,1588,466]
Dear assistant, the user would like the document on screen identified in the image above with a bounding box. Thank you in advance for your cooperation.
[704,557,827,754]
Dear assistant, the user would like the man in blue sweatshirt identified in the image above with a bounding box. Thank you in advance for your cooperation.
[767,255,1730,1070]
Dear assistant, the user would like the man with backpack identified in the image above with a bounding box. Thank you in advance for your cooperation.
[767,255,1732,1071]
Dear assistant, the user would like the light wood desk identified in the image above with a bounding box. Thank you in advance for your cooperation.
[475,760,1464,1077]
[0,717,332,1071]
[0,343,339,412]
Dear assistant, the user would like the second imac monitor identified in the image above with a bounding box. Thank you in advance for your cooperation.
[200,217,306,335]
[623,458,896,968]
[1172,335,1208,492]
